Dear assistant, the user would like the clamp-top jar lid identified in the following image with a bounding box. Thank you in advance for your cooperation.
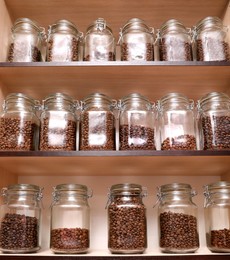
[159,19,190,36]
[120,18,153,34]
[42,93,77,110]
[81,93,116,109]
[11,17,45,35]
[53,183,92,197]
[109,183,147,196]
[86,18,113,34]
[157,183,197,197]
[197,92,230,109]
[119,93,154,109]
[195,16,227,33]
[48,19,82,37]
[204,181,230,195]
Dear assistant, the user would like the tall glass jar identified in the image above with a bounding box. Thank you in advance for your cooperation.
[83,18,115,61]
[197,92,230,150]
[0,184,43,253]
[119,18,154,61]
[7,18,45,62]
[0,93,40,151]
[118,93,156,150]
[107,183,147,254]
[79,93,116,150]
[156,183,199,253]
[203,181,230,252]
[193,16,230,61]
[39,93,77,151]
[46,19,83,62]
[157,19,193,61]
[157,93,197,150]
[50,184,92,254]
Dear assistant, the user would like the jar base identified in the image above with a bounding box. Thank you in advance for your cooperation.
[0,246,40,254]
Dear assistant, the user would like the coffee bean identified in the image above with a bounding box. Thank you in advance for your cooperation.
[209,228,230,249]
[161,134,197,150]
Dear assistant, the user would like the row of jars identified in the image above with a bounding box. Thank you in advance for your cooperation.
[0,91,229,151]
[0,181,230,254]
[6,16,230,62]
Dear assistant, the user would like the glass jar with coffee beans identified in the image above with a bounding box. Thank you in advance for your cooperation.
[46,19,83,62]
[39,93,77,151]
[157,93,197,150]
[197,92,230,150]
[118,18,154,61]
[7,18,45,62]
[0,184,43,253]
[193,16,230,61]
[203,181,230,253]
[79,93,116,150]
[118,93,156,150]
[0,93,40,151]
[83,18,115,61]
[50,184,92,254]
[107,183,147,254]
[157,19,193,61]
[156,183,199,253]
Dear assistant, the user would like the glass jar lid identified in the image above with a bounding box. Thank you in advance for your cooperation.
[157,183,196,197]
[48,19,82,37]
[119,93,154,110]
[53,183,92,198]
[195,16,226,33]
[86,18,113,34]
[109,183,147,196]
[157,93,193,110]
[120,18,154,34]
[159,19,189,36]
[197,92,230,109]
[204,181,230,195]
[81,93,115,109]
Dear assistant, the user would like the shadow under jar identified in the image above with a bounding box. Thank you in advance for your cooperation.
[0,184,43,253]
[156,183,199,253]
[0,93,40,151]
[107,183,147,254]
[50,184,92,254]
[39,93,77,151]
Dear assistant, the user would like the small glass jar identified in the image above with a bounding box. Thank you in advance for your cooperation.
[107,183,147,254]
[118,93,156,150]
[79,93,116,150]
[119,18,154,61]
[7,18,45,62]
[46,19,83,62]
[193,16,230,61]
[157,19,193,61]
[197,92,230,150]
[39,93,77,151]
[50,184,92,254]
[83,18,115,61]
[156,183,199,253]
[0,93,40,151]
[0,184,43,253]
[203,181,230,252]
[157,93,197,150]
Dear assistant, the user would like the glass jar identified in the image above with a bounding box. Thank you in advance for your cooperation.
[46,19,83,62]
[157,19,193,61]
[119,18,154,61]
[79,93,116,150]
[107,183,147,254]
[157,93,197,150]
[118,93,156,150]
[203,181,230,252]
[197,92,230,150]
[50,184,92,254]
[7,18,45,62]
[39,93,77,151]
[83,18,115,61]
[0,93,40,151]
[156,183,199,253]
[0,184,43,253]
[193,16,230,61]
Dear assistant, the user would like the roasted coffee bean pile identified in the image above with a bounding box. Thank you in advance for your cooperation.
[0,117,38,151]
[161,134,197,150]
[0,213,39,251]
[159,38,192,61]
[84,51,115,61]
[201,115,230,150]
[39,117,76,151]
[159,211,199,251]
[121,42,154,61]
[108,196,147,252]
[80,111,115,150]
[196,39,230,61]
[51,227,89,252]
[47,37,79,61]
[7,42,41,62]
[119,124,156,150]
[210,228,230,249]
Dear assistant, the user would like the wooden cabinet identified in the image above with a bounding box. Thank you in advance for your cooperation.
[0,0,229,258]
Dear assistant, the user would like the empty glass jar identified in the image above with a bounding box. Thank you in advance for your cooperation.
[156,183,199,253]
[0,184,43,253]
[203,181,230,252]
[50,184,92,254]
[0,93,40,151]
[107,183,147,254]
